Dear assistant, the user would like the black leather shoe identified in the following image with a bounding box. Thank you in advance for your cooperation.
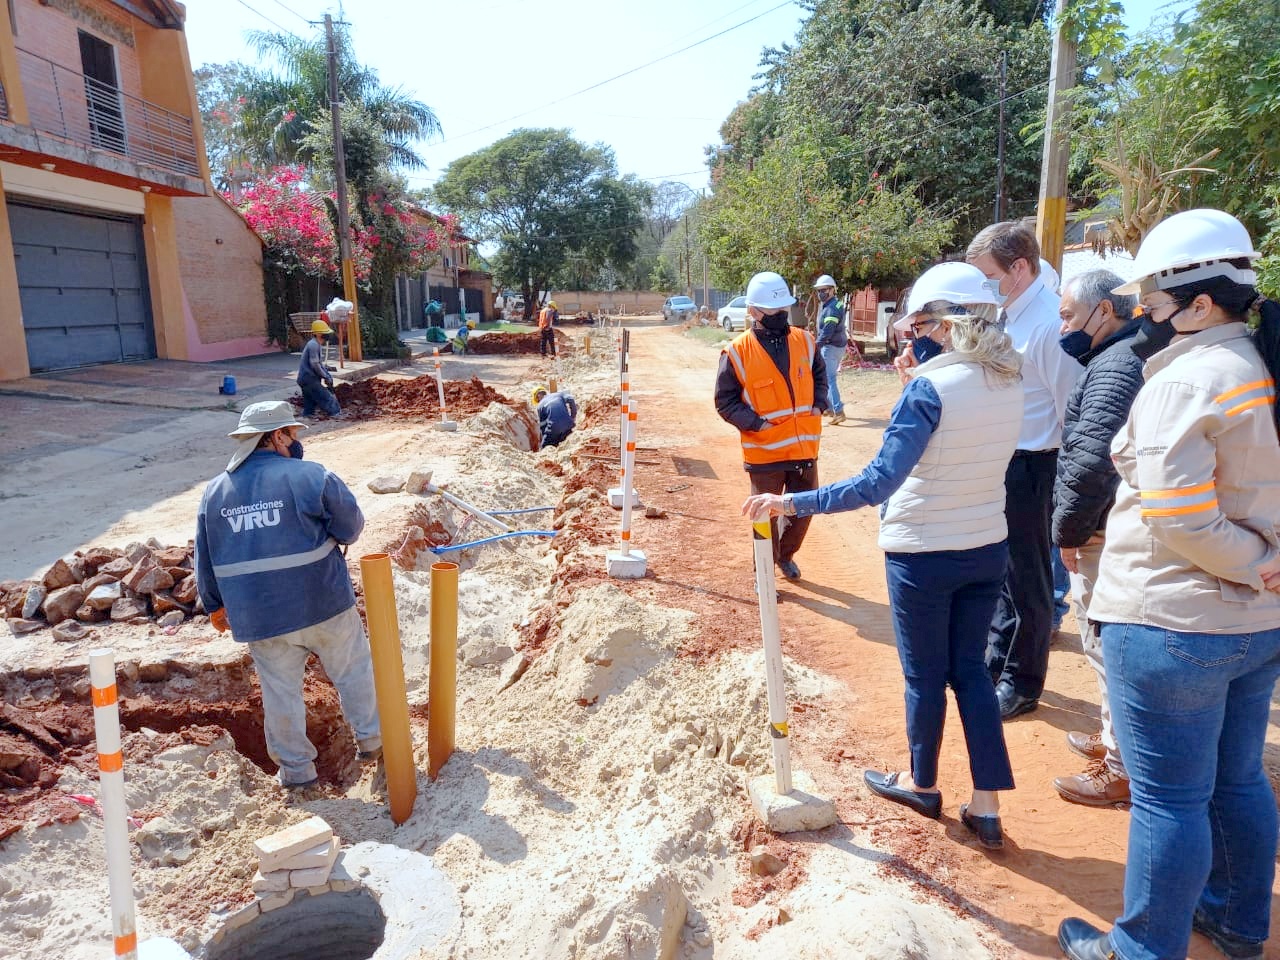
[996,680,1039,720]
[863,770,943,820]
[1192,906,1265,960]
[1058,918,1115,960]
[959,803,1004,849]
[777,559,801,580]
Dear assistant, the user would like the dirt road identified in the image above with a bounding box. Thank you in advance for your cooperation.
[631,323,1280,959]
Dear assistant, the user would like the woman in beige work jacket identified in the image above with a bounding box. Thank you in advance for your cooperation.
[1058,209,1280,960]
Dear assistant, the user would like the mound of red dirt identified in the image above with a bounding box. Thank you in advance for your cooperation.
[466,331,569,355]
[324,375,514,421]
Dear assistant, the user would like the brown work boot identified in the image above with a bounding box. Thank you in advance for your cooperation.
[1054,761,1130,807]
[1067,730,1106,761]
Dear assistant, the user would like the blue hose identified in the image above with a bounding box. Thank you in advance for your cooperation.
[428,530,559,554]
[487,505,556,516]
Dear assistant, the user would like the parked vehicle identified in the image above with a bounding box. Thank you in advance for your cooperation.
[662,295,698,322]
[847,285,905,359]
[883,288,909,359]
[717,296,748,332]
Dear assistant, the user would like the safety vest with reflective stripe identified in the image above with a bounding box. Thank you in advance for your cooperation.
[538,307,555,329]
[724,328,821,465]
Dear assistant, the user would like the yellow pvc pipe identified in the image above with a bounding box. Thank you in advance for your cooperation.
[428,561,458,780]
[359,553,416,824]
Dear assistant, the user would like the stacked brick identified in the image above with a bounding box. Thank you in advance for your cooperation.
[1,539,205,641]
[251,816,340,896]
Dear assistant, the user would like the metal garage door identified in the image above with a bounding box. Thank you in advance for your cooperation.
[10,201,155,372]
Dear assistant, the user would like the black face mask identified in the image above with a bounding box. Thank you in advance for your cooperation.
[287,440,305,460]
[1130,311,1180,362]
[759,311,791,333]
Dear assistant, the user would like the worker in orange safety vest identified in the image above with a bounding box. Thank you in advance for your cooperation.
[715,271,829,580]
[538,300,558,357]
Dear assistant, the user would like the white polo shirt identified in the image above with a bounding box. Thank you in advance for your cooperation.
[1001,278,1079,451]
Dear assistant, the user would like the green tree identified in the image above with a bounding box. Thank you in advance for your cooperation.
[194,62,252,192]
[716,0,1050,241]
[433,129,648,317]
[699,141,953,291]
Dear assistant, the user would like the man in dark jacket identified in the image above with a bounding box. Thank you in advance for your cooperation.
[715,271,829,580]
[1050,269,1143,807]
[813,275,848,425]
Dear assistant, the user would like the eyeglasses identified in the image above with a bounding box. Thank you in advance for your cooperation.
[909,317,939,337]
[1139,300,1181,323]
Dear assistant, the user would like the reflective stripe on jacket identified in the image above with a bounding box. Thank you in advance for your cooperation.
[1090,322,1280,632]
[724,327,821,465]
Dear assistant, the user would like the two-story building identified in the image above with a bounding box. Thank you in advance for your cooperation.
[0,0,270,381]
[389,208,493,328]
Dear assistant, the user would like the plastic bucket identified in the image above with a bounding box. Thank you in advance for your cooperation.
[220,375,237,396]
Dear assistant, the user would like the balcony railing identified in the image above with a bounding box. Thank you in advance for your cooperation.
[15,47,199,179]
[0,77,7,120]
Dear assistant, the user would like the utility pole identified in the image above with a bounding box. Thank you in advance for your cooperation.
[325,14,362,360]
[683,213,692,301]
[701,187,709,310]
[995,50,1007,223]
[1035,0,1077,274]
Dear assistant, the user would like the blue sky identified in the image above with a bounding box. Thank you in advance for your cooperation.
[186,0,1186,196]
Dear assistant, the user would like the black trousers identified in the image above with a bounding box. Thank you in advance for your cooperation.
[985,449,1057,698]
[540,327,556,356]
[748,462,818,564]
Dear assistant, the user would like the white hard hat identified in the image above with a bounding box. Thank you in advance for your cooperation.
[1114,208,1259,296]
[745,271,796,310]
[895,262,998,331]
[813,274,837,289]
[1038,258,1060,295]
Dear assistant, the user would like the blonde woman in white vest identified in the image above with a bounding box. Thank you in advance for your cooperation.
[744,262,1024,849]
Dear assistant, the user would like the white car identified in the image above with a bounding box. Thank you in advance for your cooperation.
[717,296,748,332]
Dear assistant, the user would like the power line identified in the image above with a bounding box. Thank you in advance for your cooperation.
[263,0,311,25]
[230,0,302,39]
[435,0,799,146]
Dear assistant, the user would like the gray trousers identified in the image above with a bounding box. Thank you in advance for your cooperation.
[247,606,381,786]
[1068,541,1127,778]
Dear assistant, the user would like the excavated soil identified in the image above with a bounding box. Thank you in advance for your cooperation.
[300,375,514,421]
[0,659,356,843]
[466,330,569,355]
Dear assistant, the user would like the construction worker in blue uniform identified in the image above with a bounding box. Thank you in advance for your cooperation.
[813,274,847,425]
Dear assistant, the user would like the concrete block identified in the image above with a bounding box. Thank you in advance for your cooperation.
[433,420,458,432]
[222,901,260,932]
[748,770,837,834]
[289,863,334,887]
[253,815,333,872]
[251,869,290,894]
[277,835,339,871]
[137,937,193,960]
[259,889,296,913]
[606,549,647,579]
[607,486,642,509]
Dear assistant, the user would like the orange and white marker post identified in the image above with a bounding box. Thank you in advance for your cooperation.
[607,399,647,578]
[433,348,457,432]
[609,329,641,510]
[89,648,138,960]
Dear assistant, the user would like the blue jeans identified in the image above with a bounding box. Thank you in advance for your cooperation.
[1101,621,1280,960]
[884,541,1014,791]
[299,379,340,417]
[819,344,844,414]
[1051,546,1070,628]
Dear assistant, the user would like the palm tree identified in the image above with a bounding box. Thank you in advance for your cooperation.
[234,24,440,176]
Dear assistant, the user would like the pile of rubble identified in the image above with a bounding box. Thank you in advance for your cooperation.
[251,815,340,896]
[2,539,203,641]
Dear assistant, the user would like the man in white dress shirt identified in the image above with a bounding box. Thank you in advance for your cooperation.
[967,222,1081,719]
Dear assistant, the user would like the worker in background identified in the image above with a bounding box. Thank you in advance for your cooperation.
[451,318,477,354]
[424,298,444,328]
[194,401,381,789]
[813,274,848,425]
[538,300,559,357]
[532,384,578,448]
[966,221,1080,720]
[1048,269,1143,810]
[715,270,828,581]
[297,318,340,419]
